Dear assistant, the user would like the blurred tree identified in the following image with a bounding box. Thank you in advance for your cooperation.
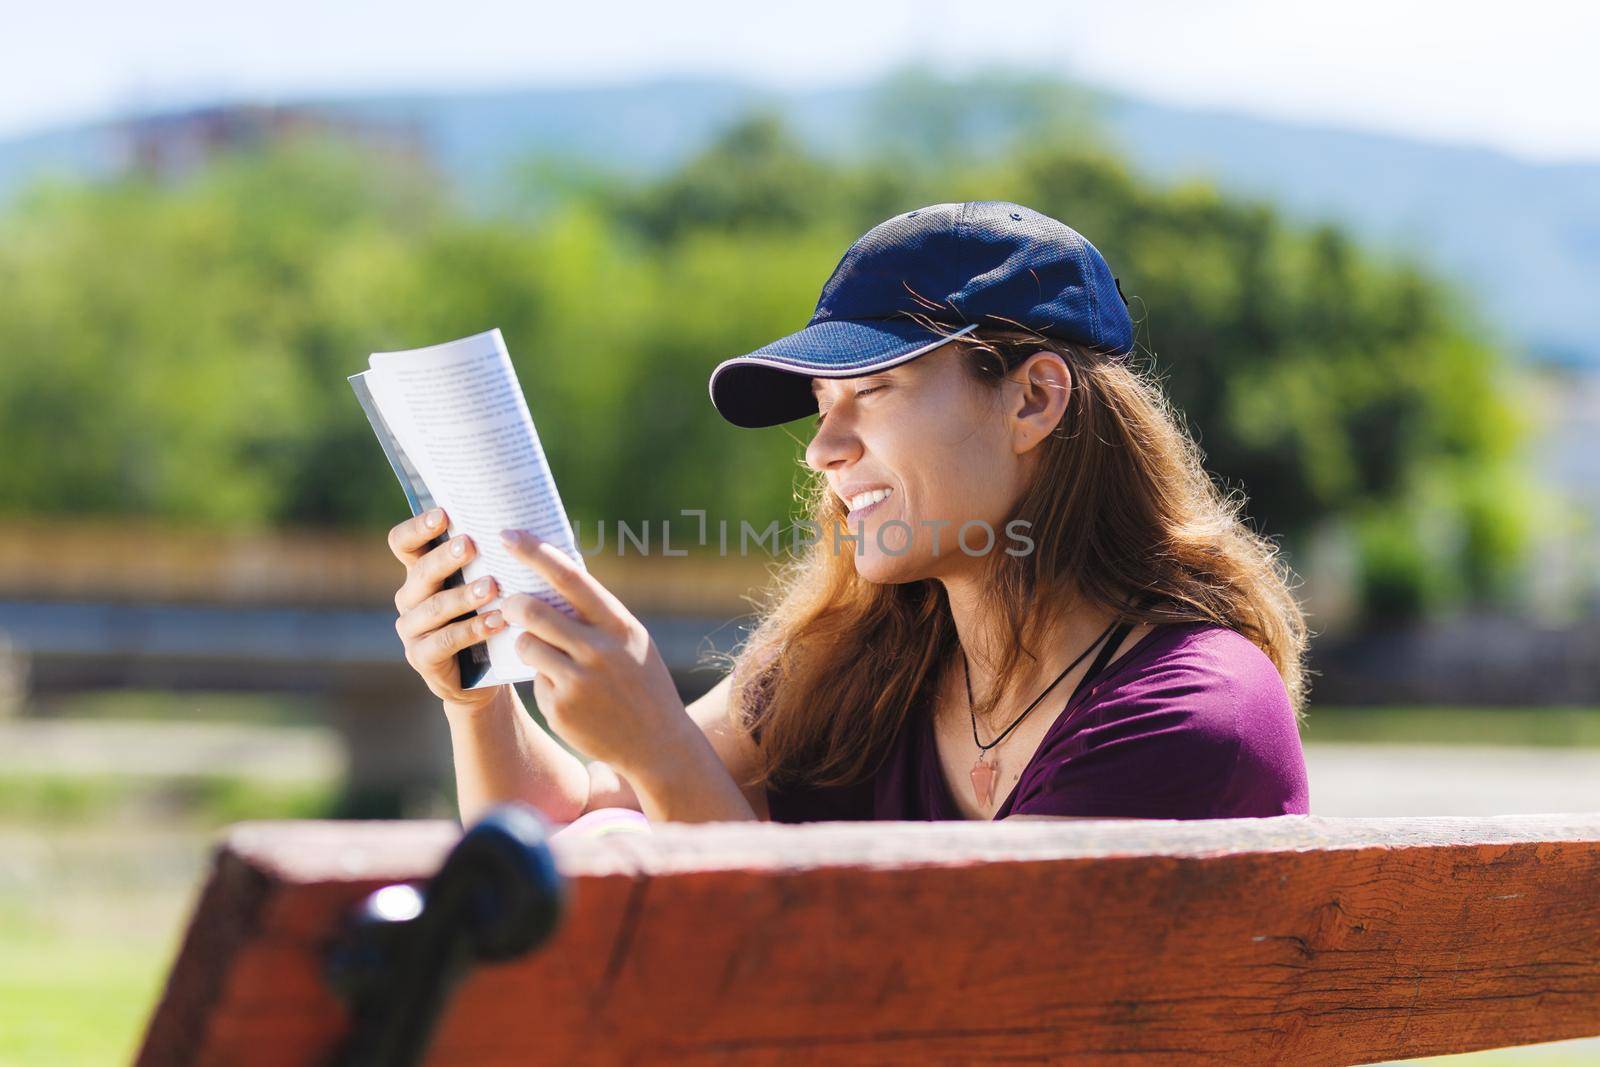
[987,145,1536,618]
[0,97,1537,625]
[861,63,1105,169]
[607,111,838,242]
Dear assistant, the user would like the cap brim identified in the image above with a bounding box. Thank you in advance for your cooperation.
[709,319,978,428]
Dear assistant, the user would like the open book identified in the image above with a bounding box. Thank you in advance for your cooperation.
[349,328,584,689]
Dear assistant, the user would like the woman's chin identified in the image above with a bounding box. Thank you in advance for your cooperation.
[850,551,926,585]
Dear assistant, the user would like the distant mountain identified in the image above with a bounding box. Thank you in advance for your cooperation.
[3,76,1597,368]
[1099,98,1600,370]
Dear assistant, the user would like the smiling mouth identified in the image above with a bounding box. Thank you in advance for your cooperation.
[845,487,894,521]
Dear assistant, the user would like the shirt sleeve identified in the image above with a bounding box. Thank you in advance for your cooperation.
[1008,631,1308,819]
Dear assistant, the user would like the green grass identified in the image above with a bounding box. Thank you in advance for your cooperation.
[0,766,341,1066]
[0,904,173,1067]
[0,826,189,1067]
[1304,706,1600,748]
[0,772,340,825]
[29,688,326,726]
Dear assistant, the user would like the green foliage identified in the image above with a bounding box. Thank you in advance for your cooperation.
[1303,705,1600,747]
[0,84,1536,624]
[0,772,338,824]
[860,64,1106,168]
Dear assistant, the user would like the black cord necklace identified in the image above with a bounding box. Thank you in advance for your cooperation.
[960,615,1121,806]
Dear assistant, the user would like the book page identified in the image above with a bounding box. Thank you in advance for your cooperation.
[365,328,584,685]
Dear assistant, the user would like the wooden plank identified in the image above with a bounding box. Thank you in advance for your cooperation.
[135,814,1600,1066]
[0,518,771,613]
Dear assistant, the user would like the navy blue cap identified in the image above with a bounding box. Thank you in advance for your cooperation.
[708,200,1133,428]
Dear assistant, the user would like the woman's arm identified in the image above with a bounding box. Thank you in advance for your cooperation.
[445,671,769,826]
[490,528,765,825]
[443,684,588,827]
[579,673,771,822]
[381,507,585,823]
[384,508,767,827]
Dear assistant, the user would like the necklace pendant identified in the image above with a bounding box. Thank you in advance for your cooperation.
[969,755,998,807]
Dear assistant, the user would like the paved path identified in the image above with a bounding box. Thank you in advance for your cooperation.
[1304,742,1600,817]
[2,721,1598,816]
[0,718,343,782]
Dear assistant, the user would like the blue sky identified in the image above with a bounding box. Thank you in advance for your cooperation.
[7,0,1598,162]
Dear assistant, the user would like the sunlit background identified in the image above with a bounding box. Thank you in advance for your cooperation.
[2,2,1598,1063]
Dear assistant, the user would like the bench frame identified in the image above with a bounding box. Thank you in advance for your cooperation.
[136,811,1600,1065]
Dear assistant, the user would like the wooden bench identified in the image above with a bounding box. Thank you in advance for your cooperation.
[134,808,1600,1065]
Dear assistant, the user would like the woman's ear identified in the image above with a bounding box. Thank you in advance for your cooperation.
[1005,351,1072,455]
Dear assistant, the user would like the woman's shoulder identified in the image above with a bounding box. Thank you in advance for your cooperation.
[1112,620,1290,710]
[1027,619,1309,818]
[1079,620,1303,778]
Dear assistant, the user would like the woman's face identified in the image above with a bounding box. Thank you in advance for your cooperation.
[804,343,1069,584]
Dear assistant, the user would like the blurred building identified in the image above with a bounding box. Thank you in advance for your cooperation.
[1525,364,1600,620]
[112,103,429,181]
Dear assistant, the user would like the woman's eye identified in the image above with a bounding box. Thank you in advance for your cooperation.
[815,385,885,426]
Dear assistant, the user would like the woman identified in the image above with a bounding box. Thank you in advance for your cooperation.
[388,201,1311,829]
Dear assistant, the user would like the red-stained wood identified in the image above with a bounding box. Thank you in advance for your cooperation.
[134,814,1600,1066]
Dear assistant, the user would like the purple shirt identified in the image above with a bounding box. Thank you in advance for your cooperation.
[765,621,1310,822]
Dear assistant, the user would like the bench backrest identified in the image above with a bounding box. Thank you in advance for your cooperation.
[135,813,1600,1065]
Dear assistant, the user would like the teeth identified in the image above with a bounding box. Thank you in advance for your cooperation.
[846,488,892,512]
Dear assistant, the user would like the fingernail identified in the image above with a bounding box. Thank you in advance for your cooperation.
[472,578,492,597]
[426,508,444,528]
[500,528,522,546]
[482,611,505,631]
[451,536,468,557]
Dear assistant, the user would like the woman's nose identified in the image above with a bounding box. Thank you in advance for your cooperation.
[805,412,862,473]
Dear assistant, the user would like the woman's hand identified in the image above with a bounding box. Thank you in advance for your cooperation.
[387,507,509,712]
[497,527,689,779]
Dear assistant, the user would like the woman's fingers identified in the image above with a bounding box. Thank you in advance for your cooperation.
[395,533,476,614]
[514,630,575,680]
[388,507,449,564]
[500,591,593,659]
[397,574,498,641]
[410,610,508,673]
[500,529,625,628]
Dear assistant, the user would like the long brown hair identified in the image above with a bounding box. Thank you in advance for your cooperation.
[718,320,1312,792]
